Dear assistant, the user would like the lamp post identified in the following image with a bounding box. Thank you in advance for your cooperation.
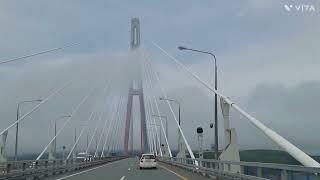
[152,115,168,140]
[86,133,89,150]
[73,128,77,159]
[196,127,204,160]
[159,97,183,152]
[149,123,161,153]
[54,115,71,155]
[15,99,42,161]
[159,98,180,125]
[74,128,76,153]
[178,45,219,159]
[62,146,66,160]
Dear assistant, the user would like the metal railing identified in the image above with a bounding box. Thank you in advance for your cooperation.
[0,156,126,180]
[158,157,320,180]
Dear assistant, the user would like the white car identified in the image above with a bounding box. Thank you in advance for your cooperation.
[139,154,157,169]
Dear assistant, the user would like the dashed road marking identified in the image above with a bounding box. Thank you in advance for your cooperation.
[158,164,189,180]
[120,176,126,180]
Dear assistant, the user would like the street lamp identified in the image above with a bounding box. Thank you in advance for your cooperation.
[62,145,66,160]
[149,123,161,152]
[159,97,181,125]
[159,97,183,153]
[178,45,219,159]
[72,123,86,158]
[15,99,42,161]
[54,115,71,155]
[196,127,204,159]
[86,133,89,150]
[152,115,168,140]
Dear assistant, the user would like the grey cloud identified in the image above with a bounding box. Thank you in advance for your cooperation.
[235,82,320,154]
[0,1,319,158]
[1,49,139,154]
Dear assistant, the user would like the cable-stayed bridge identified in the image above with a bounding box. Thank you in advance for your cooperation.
[0,18,319,180]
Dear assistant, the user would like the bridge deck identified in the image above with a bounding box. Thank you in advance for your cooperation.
[45,158,211,180]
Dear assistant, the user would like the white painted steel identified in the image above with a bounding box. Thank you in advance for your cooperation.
[94,97,119,157]
[152,41,320,168]
[145,97,158,155]
[101,97,123,157]
[36,85,96,160]
[85,95,114,154]
[142,52,173,157]
[146,97,162,156]
[66,80,111,159]
[145,92,163,156]
[105,97,124,155]
[0,80,72,136]
[142,47,196,161]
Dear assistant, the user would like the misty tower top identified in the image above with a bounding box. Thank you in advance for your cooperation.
[130,18,140,50]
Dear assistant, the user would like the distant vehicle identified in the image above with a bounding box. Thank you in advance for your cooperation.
[29,161,37,169]
[76,152,92,162]
[86,154,93,161]
[139,153,157,169]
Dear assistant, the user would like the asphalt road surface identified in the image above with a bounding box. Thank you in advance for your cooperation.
[45,158,211,180]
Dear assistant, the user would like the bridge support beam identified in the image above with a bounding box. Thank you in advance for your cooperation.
[0,131,8,162]
[219,97,241,173]
[48,143,56,160]
[176,130,187,159]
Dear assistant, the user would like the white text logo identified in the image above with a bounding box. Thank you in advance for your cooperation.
[284,4,316,13]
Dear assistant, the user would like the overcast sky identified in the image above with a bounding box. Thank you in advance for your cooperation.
[0,1,320,156]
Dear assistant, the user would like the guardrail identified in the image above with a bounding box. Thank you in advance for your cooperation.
[158,157,320,180]
[0,156,126,180]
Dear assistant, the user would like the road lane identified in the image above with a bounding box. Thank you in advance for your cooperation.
[46,158,211,180]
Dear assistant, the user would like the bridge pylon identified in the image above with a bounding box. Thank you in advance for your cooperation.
[124,18,148,156]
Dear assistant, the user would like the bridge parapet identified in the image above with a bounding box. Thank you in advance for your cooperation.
[0,156,126,180]
[158,157,320,180]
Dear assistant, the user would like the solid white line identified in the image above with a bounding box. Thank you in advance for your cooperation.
[55,159,125,180]
[120,176,126,180]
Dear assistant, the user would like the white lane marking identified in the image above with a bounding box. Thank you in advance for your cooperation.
[56,159,126,180]
[120,176,126,180]
[158,164,189,180]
